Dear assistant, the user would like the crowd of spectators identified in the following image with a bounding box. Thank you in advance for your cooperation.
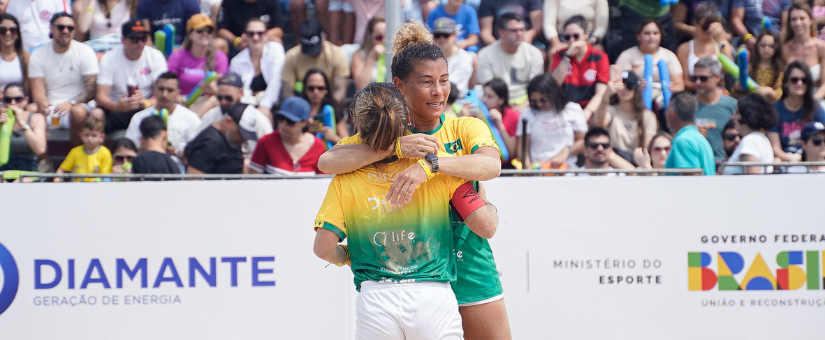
[3,0,825,181]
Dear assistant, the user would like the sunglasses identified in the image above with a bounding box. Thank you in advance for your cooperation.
[758,43,776,49]
[196,27,213,34]
[810,138,825,146]
[651,146,671,153]
[129,35,148,43]
[0,26,18,35]
[724,133,742,141]
[216,95,235,102]
[277,116,298,126]
[563,33,581,41]
[307,85,326,93]
[789,77,808,85]
[587,142,611,149]
[433,33,451,39]
[529,97,549,106]
[3,96,24,104]
[690,75,712,83]
[114,154,136,162]
[244,30,265,38]
[373,34,385,41]
[55,24,75,32]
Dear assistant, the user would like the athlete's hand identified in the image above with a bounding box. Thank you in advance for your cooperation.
[386,162,429,207]
[399,134,439,158]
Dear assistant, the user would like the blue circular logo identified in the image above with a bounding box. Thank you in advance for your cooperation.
[0,241,19,316]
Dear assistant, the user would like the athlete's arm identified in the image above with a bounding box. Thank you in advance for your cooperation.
[314,228,349,265]
[452,182,498,239]
[386,146,501,207]
[317,134,440,174]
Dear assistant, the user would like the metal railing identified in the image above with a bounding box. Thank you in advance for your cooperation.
[718,161,825,174]
[1,173,333,182]
[500,168,704,176]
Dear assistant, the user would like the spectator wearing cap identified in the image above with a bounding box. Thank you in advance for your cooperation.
[693,56,737,163]
[664,91,716,175]
[184,102,259,175]
[433,17,476,96]
[722,94,777,175]
[167,14,228,116]
[565,127,626,176]
[228,18,285,120]
[137,0,199,45]
[351,17,386,91]
[477,13,543,109]
[198,72,273,152]
[217,0,283,50]
[281,18,350,104]
[92,19,167,135]
[248,97,326,175]
[29,12,99,147]
[5,0,70,51]
[594,71,657,164]
[124,72,201,157]
[787,122,825,173]
[426,0,480,52]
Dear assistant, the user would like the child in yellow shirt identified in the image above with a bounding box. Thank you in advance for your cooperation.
[56,117,112,182]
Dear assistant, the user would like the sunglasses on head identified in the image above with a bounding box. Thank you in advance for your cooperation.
[690,75,712,83]
[129,35,148,43]
[113,154,136,162]
[55,24,75,32]
[216,95,235,102]
[244,30,265,38]
[307,85,326,93]
[810,138,825,146]
[587,142,611,149]
[724,133,742,141]
[563,33,581,41]
[3,96,23,104]
[433,33,451,39]
[196,27,213,34]
[652,146,671,153]
[789,77,808,85]
[0,26,18,35]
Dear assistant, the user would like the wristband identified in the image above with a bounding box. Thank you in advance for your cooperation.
[450,182,486,220]
[86,7,94,12]
[417,159,435,179]
[234,37,242,47]
[334,244,350,267]
[144,100,151,108]
[395,137,403,158]
[743,34,753,42]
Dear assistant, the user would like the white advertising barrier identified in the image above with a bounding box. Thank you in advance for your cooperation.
[0,176,824,339]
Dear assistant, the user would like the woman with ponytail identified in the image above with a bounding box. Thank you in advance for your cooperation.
[313,82,497,339]
[317,21,511,340]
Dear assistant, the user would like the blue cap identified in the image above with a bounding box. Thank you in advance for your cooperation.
[218,72,244,88]
[802,121,825,140]
[276,97,311,122]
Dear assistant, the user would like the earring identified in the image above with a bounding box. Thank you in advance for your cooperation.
[324,90,328,94]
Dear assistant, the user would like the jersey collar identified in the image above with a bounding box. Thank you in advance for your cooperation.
[408,113,445,135]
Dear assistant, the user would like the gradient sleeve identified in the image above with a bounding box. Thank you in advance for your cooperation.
[314,177,347,242]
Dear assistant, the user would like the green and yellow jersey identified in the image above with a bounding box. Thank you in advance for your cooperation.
[336,114,504,304]
[315,156,467,291]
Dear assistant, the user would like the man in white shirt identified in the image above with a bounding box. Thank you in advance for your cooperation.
[125,72,201,156]
[28,12,98,146]
[92,19,168,134]
[566,127,625,177]
[477,13,543,106]
[5,0,70,51]
[199,72,273,152]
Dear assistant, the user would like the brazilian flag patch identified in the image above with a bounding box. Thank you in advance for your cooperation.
[444,139,463,154]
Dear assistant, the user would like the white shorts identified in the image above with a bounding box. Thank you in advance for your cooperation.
[329,0,354,13]
[356,281,463,340]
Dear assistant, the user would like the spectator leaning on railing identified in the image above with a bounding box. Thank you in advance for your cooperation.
[787,122,825,173]
[634,131,673,174]
[664,92,716,176]
[721,120,741,162]
[722,94,778,175]
[132,115,181,175]
[184,103,260,176]
[565,127,626,177]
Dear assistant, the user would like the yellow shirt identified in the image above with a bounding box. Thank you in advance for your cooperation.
[58,145,113,181]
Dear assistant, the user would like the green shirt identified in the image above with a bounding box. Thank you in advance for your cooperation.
[620,0,670,19]
[665,125,716,175]
[697,95,737,162]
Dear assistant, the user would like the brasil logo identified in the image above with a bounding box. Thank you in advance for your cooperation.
[688,251,823,291]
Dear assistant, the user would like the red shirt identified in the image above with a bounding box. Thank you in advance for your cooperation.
[551,45,609,107]
[501,107,520,137]
[249,131,327,175]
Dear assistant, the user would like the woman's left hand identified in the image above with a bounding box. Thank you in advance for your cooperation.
[321,126,337,141]
[385,163,428,207]
[201,79,218,96]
